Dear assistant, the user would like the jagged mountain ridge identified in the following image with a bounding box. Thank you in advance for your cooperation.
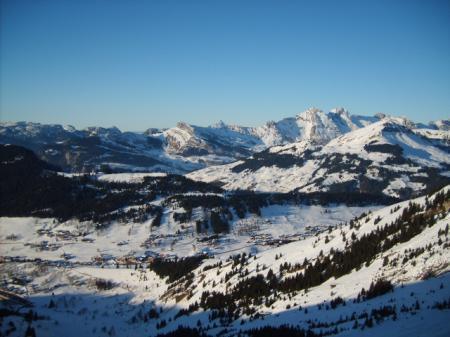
[2,108,447,174]
[161,108,382,156]
[0,121,198,173]
[187,117,450,199]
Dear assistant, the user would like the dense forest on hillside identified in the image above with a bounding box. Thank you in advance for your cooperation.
[0,145,221,222]
[4,144,445,236]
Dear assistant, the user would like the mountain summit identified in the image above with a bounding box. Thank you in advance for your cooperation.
[1,108,448,175]
[188,117,450,199]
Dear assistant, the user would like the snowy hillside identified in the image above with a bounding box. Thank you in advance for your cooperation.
[147,186,450,336]
[1,184,449,337]
[188,118,450,199]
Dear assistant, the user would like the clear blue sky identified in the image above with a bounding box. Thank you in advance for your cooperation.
[1,0,449,130]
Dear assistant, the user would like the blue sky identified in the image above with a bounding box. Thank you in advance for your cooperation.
[1,0,449,130]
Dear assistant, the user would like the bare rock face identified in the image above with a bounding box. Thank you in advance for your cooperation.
[164,122,210,156]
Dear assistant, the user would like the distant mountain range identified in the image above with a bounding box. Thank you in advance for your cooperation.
[188,117,450,199]
[1,107,448,176]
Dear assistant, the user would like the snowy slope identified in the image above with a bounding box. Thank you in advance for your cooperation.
[1,186,449,337]
[0,203,376,263]
[147,185,450,336]
[97,172,168,183]
[188,118,450,199]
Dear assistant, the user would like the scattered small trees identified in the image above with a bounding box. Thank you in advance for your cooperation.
[359,279,393,300]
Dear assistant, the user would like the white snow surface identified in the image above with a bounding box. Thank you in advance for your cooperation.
[1,186,449,337]
[97,172,167,183]
[187,118,450,195]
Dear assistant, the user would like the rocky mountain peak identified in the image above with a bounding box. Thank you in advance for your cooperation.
[211,120,228,129]
[175,122,194,133]
[330,107,349,116]
[296,107,325,122]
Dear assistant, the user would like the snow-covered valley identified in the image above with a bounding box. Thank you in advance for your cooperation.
[1,186,449,337]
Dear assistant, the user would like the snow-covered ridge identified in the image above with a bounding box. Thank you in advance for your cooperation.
[325,117,450,166]
[1,110,448,176]
[251,107,379,147]
[187,118,450,198]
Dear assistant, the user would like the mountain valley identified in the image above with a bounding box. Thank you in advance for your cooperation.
[1,110,449,337]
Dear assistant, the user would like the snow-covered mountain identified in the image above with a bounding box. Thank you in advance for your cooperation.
[188,117,450,199]
[3,108,446,174]
[0,121,211,174]
[160,121,262,159]
[161,107,383,152]
[251,107,379,146]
